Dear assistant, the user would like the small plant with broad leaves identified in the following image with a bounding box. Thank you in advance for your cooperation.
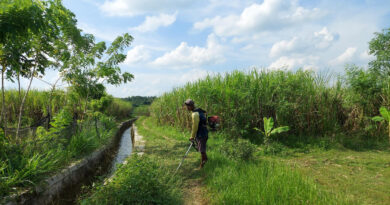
[372,106,390,144]
[254,117,290,146]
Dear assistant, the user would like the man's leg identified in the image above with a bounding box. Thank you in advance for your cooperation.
[197,137,208,168]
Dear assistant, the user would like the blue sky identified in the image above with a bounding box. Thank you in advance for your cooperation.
[7,0,390,97]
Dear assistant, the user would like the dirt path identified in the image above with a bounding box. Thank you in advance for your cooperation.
[139,118,208,205]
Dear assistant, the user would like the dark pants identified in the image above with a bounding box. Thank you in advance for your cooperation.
[196,137,208,153]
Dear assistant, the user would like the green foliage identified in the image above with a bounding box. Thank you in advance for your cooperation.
[80,155,182,205]
[151,70,343,139]
[123,96,156,107]
[369,28,390,76]
[263,141,288,155]
[0,112,117,197]
[104,98,132,119]
[132,105,150,116]
[220,138,256,161]
[151,68,389,144]
[254,117,290,145]
[0,89,67,127]
[372,106,390,144]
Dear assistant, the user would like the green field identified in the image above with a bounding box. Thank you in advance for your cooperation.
[82,117,390,204]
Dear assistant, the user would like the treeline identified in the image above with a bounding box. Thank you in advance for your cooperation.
[150,28,390,147]
[122,96,156,107]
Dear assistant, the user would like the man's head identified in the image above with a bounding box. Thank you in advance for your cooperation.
[184,99,195,111]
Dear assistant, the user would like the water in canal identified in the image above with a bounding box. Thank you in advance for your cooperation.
[110,127,133,173]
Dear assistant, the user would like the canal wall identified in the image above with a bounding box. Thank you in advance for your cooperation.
[3,118,137,205]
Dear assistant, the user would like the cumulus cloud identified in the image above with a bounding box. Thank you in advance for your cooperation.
[100,0,193,16]
[151,34,225,69]
[106,69,212,96]
[79,23,118,41]
[359,50,375,61]
[269,56,319,71]
[194,0,322,37]
[270,27,338,57]
[132,13,177,32]
[330,47,357,65]
[124,45,151,64]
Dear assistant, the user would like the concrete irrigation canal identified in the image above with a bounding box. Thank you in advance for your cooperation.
[4,119,145,205]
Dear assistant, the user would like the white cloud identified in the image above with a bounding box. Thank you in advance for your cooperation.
[132,13,177,32]
[269,56,319,71]
[151,34,225,69]
[359,50,374,61]
[124,45,151,64]
[194,0,322,37]
[106,69,212,96]
[330,47,357,65]
[79,23,118,41]
[269,27,338,58]
[314,27,336,49]
[270,37,299,58]
[100,0,193,16]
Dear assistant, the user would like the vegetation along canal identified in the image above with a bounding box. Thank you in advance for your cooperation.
[54,125,135,205]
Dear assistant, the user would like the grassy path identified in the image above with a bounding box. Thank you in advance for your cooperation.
[136,116,208,205]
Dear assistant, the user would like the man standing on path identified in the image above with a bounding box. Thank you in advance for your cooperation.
[184,99,208,168]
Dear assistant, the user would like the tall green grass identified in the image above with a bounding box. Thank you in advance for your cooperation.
[150,69,389,143]
[0,89,67,127]
[104,98,133,120]
[151,70,344,139]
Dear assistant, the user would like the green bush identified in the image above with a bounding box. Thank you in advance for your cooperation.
[220,138,256,161]
[80,155,182,205]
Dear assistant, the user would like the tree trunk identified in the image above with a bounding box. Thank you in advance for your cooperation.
[17,71,21,104]
[1,65,6,138]
[47,78,61,129]
[95,117,99,139]
[16,67,36,139]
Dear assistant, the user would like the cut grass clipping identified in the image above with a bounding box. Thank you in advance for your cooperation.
[79,155,182,205]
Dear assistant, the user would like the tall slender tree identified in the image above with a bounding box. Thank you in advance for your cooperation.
[0,0,85,138]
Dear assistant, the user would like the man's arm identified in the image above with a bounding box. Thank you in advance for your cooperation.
[191,112,199,139]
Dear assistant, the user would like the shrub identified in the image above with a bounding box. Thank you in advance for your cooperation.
[220,138,256,161]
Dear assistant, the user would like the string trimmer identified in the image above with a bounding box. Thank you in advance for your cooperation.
[174,139,198,174]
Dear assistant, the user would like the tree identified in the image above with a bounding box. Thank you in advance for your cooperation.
[369,28,390,77]
[63,33,134,121]
[0,0,86,138]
